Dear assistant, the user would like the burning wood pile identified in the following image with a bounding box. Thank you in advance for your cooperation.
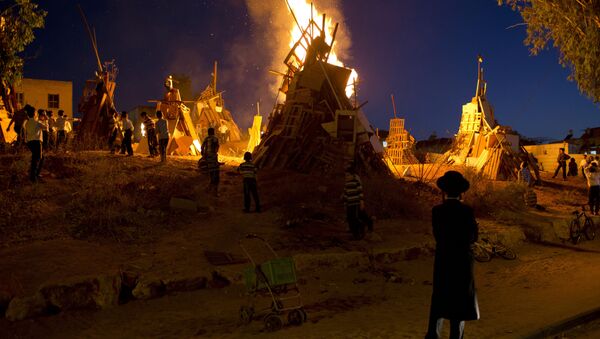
[253,2,387,174]
[447,56,531,180]
[190,61,242,142]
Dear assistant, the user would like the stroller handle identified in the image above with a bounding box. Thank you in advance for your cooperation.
[239,233,279,266]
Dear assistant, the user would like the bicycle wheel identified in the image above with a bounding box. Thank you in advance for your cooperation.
[569,220,582,245]
[584,217,596,240]
[495,245,517,260]
[472,244,491,262]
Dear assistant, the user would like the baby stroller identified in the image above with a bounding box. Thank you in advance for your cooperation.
[239,234,307,332]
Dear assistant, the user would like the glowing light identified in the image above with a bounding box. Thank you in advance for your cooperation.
[192,139,202,154]
[141,123,146,137]
[286,0,358,98]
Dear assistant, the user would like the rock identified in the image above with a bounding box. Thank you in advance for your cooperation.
[37,274,121,311]
[132,276,165,300]
[40,280,97,311]
[93,275,122,309]
[169,197,197,212]
[163,274,207,293]
[5,292,48,321]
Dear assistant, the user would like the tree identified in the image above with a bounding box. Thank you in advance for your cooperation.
[0,0,45,114]
[499,1,600,103]
[0,0,46,85]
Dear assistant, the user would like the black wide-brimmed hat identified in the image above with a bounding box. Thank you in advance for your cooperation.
[436,171,470,195]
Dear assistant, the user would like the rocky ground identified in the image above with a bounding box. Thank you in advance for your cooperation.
[0,151,599,338]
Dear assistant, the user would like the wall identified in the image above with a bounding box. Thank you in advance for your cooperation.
[524,142,581,172]
[14,78,73,118]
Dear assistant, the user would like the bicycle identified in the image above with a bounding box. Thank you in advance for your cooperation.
[472,237,517,262]
[569,205,596,245]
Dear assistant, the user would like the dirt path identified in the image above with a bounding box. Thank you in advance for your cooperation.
[2,240,600,338]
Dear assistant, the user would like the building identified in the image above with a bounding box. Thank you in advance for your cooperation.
[14,78,73,118]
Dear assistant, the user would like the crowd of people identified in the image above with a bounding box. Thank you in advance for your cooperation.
[4,104,76,182]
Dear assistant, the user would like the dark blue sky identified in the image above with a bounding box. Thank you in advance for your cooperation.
[23,0,599,140]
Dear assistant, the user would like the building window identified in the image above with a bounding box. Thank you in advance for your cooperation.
[16,92,24,106]
[48,94,59,109]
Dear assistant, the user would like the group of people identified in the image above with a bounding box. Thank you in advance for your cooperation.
[199,126,261,212]
[5,105,73,153]
[107,110,169,162]
[552,147,600,180]
[5,104,75,182]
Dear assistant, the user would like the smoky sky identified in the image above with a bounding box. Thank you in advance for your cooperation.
[23,0,599,140]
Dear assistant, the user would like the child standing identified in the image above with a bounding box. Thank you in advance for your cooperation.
[155,111,169,162]
[238,152,261,213]
[120,111,134,156]
[24,105,45,182]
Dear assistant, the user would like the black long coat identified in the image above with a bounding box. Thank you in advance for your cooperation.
[430,199,480,321]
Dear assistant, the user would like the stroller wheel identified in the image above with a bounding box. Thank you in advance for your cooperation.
[240,306,254,325]
[287,309,305,326]
[264,313,283,332]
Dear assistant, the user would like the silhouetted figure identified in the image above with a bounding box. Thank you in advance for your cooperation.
[202,127,220,196]
[568,158,578,176]
[238,152,260,213]
[54,111,68,151]
[552,148,570,180]
[141,111,158,157]
[426,171,479,339]
[155,111,169,163]
[584,163,600,215]
[23,105,45,183]
[107,110,120,154]
[6,106,27,148]
[343,163,373,240]
[120,111,134,156]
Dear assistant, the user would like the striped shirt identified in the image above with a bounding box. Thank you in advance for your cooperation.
[143,116,155,131]
[156,118,168,140]
[238,161,257,179]
[343,173,364,207]
[201,135,219,157]
[518,167,532,185]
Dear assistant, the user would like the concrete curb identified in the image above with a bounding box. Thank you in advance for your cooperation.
[523,306,600,339]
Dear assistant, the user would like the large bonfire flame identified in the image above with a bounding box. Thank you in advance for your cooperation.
[286,0,359,98]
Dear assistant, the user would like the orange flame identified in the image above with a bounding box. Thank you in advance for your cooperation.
[286,0,358,98]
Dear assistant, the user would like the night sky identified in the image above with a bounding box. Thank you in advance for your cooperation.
[23,0,599,141]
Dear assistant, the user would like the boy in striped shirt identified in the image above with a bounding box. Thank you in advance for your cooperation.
[343,163,373,239]
[238,152,261,213]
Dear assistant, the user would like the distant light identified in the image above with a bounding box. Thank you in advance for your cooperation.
[383,141,388,148]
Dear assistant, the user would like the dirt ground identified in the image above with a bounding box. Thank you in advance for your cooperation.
[1,151,599,338]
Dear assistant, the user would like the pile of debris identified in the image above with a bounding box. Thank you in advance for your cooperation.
[76,60,118,147]
[190,61,242,143]
[447,56,534,180]
[384,95,416,172]
[75,7,118,147]
[253,11,387,174]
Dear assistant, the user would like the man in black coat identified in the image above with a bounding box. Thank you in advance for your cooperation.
[425,171,479,339]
